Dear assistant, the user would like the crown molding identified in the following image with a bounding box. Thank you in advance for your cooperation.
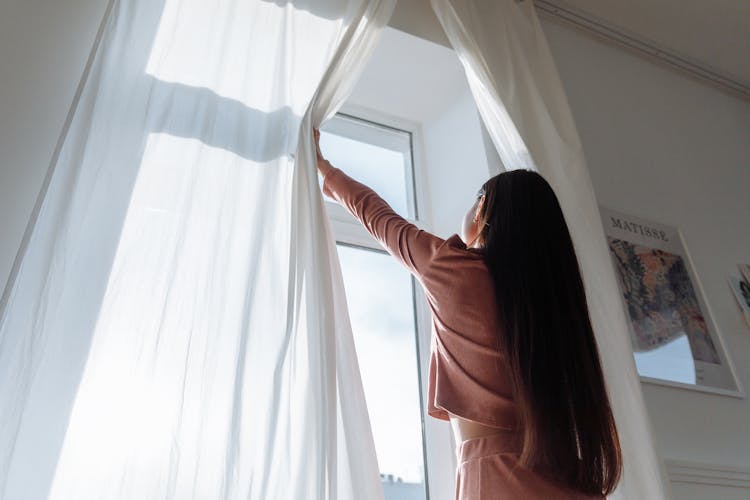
[665,459,750,489]
[534,0,750,101]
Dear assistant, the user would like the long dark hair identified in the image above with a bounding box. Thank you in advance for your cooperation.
[477,169,622,495]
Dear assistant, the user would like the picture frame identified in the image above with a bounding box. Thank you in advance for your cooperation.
[600,207,744,398]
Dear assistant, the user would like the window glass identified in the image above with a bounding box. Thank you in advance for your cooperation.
[320,116,413,217]
[336,244,426,500]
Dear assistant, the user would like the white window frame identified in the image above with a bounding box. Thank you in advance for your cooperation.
[323,103,456,500]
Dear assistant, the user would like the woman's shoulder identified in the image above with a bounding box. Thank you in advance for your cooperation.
[440,234,486,259]
[421,234,489,287]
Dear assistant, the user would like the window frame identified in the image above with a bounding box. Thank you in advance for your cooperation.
[323,103,456,500]
[323,102,430,245]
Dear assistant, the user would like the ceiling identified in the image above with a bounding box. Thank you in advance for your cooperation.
[538,0,750,96]
[389,0,750,99]
[552,0,749,83]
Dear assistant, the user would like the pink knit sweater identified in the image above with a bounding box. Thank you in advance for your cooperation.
[323,167,520,431]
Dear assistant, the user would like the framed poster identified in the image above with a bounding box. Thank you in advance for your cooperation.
[600,207,743,397]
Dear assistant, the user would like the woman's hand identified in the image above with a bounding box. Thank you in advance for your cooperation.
[314,128,334,178]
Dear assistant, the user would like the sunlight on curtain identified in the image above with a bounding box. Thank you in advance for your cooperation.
[463,69,534,171]
[145,0,343,111]
[0,0,396,498]
[48,134,293,498]
[337,245,425,486]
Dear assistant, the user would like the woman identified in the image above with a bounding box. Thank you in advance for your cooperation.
[314,129,622,499]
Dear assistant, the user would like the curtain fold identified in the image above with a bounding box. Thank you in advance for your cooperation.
[0,0,394,498]
[429,0,672,498]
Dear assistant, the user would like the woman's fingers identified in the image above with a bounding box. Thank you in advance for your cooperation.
[313,128,323,160]
[312,127,330,177]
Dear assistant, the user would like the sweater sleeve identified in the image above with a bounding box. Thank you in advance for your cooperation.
[322,167,445,278]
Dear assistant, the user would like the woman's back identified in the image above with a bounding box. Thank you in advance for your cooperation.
[322,166,614,499]
[417,233,520,431]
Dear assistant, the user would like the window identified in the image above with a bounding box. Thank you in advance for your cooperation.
[320,112,428,500]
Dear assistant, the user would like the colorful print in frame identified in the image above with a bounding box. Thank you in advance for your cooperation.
[600,208,742,396]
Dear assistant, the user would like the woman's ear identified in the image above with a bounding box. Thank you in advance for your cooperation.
[473,195,486,222]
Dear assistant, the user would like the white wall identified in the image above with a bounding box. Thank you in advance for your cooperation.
[0,0,110,290]
[539,15,750,498]
[421,90,492,239]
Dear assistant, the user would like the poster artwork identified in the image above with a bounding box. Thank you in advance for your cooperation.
[607,238,719,363]
[600,207,739,394]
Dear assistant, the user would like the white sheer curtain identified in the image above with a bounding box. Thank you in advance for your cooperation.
[0,0,395,498]
[429,0,673,498]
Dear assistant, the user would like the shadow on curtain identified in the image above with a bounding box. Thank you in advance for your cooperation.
[0,0,394,498]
